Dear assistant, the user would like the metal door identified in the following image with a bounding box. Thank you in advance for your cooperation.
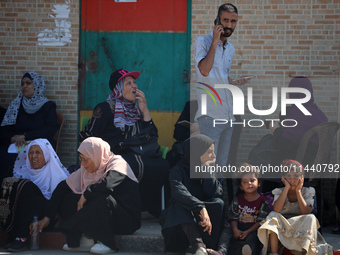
[79,0,191,146]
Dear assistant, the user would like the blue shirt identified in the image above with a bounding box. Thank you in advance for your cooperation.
[194,32,235,121]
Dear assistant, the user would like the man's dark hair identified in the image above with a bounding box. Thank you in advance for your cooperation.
[218,3,238,16]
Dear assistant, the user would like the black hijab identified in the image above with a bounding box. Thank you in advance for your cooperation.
[283,76,327,143]
[180,134,215,176]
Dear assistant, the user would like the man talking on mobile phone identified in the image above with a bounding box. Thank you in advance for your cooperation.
[194,3,249,189]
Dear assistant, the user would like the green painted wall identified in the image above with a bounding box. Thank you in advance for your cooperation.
[79,32,190,111]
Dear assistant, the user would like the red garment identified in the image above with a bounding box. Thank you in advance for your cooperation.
[233,194,267,225]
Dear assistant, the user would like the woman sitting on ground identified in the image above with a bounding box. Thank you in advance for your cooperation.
[79,68,169,218]
[36,137,141,254]
[0,72,58,180]
[161,134,224,255]
[0,138,69,252]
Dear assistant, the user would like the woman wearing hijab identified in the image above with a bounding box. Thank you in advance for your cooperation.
[36,137,141,254]
[0,138,69,252]
[79,69,170,218]
[0,72,58,180]
[249,76,328,192]
[161,134,224,255]
[271,76,328,161]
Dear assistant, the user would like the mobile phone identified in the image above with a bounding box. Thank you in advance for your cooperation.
[217,16,222,26]
[232,75,255,83]
[244,76,254,80]
[265,120,270,129]
[214,16,222,26]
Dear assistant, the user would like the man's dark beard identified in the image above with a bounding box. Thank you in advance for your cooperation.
[221,28,234,38]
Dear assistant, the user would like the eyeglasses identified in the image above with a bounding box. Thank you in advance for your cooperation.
[78,156,88,164]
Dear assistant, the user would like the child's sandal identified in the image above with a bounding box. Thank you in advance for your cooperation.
[206,248,225,255]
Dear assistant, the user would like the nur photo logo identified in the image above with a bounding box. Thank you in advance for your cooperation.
[197,82,312,128]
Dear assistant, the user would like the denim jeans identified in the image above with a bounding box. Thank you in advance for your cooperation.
[198,116,233,178]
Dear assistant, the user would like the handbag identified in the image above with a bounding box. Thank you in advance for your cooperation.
[118,126,161,158]
[106,99,161,157]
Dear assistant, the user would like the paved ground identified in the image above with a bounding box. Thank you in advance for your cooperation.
[0,251,160,255]
[0,225,338,254]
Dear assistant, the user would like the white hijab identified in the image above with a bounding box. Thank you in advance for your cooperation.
[13,138,70,199]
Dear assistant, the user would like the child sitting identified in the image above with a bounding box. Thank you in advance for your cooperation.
[208,163,272,255]
[257,159,333,255]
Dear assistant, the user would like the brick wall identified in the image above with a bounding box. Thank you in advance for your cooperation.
[0,0,79,167]
[191,0,340,163]
[191,0,340,223]
[1,0,339,222]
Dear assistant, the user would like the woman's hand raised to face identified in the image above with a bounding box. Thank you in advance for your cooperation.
[136,89,151,121]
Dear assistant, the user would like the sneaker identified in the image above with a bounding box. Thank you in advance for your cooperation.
[90,242,117,254]
[63,243,92,252]
[241,244,252,255]
[62,234,95,252]
[195,247,208,255]
[7,237,27,252]
[80,235,95,247]
[185,247,208,255]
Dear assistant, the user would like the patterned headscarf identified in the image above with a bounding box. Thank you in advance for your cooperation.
[66,137,138,194]
[107,78,141,130]
[1,72,49,126]
[13,138,69,200]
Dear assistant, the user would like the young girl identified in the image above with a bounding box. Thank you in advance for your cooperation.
[208,163,272,255]
[258,159,333,255]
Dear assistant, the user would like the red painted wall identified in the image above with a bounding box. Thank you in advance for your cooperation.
[81,0,187,32]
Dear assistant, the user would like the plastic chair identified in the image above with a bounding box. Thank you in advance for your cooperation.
[160,146,169,210]
[55,111,65,153]
[80,116,91,131]
[160,146,169,160]
[295,121,340,228]
[296,122,340,175]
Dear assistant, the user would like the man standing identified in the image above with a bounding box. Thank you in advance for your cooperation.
[194,3,248,181]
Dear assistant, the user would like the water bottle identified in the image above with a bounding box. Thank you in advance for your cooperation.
[30,216,39,250]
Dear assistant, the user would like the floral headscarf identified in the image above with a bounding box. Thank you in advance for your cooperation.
[1,72,49,126]
[107,78,141,130]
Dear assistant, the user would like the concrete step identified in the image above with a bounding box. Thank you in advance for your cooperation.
[0,214,165,253]
[1,221,339,254]
[118,217,164,253]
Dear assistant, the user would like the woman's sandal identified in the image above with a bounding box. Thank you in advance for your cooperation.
[206,248,225,255]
